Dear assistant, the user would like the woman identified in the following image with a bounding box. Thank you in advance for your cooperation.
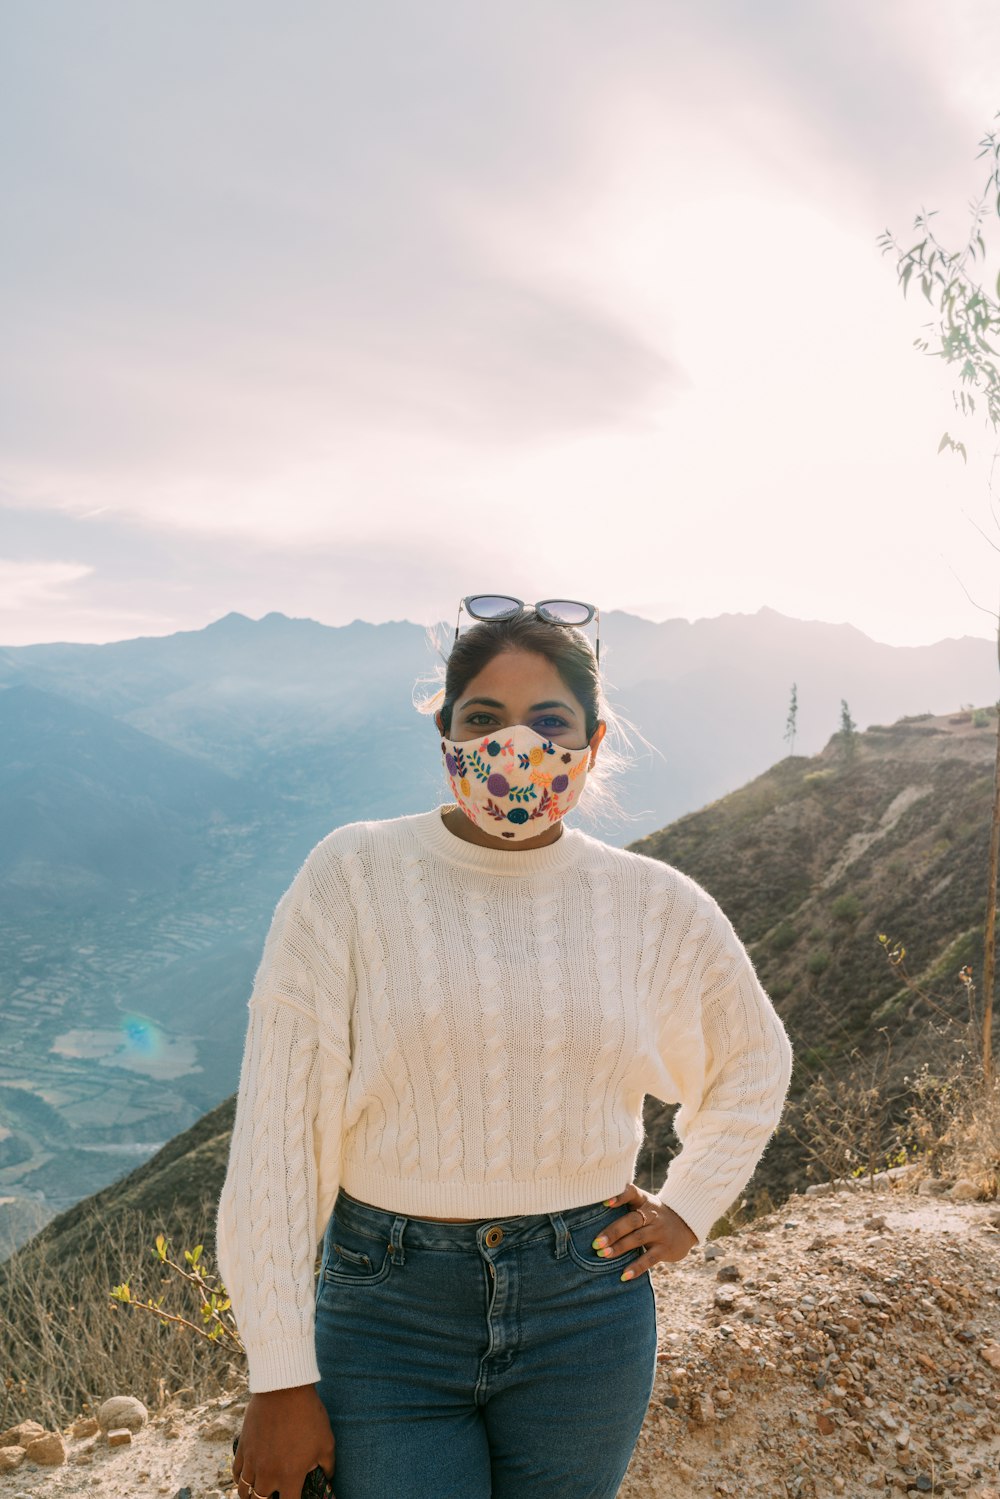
[217,595,794,1499]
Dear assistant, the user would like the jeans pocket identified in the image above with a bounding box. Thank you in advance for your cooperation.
[322,1222,393,1288]
[564,1208,644,1275]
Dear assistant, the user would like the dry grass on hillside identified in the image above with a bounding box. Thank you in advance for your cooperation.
[1,1196,235,1437]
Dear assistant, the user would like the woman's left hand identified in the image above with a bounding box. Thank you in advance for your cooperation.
[592,1181,698,1279]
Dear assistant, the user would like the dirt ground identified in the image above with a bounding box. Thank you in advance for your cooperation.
[2,1181,999,1498]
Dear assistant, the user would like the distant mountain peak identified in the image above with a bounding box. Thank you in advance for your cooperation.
[204,612,254,630]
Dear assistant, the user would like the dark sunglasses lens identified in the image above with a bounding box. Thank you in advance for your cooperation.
[466,595,521,619]
[537,600,592,625]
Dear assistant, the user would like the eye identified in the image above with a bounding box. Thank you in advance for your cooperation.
[536,716,568,730]
[466,713,495,726]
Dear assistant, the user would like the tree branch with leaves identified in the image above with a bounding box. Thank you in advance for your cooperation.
[878,112,1000,1086]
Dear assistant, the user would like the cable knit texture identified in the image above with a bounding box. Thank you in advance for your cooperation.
[215,805,794,1392]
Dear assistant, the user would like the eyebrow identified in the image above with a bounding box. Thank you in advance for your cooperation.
[459,697,577,715]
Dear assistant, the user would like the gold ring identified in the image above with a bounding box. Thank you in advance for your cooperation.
[636,1207,648,1228]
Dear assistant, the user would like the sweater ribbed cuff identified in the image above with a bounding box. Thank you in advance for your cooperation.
[655,1178,724,1248]
[245,1333,321,1395]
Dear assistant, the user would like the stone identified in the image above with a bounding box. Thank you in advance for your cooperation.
[107,1428,132,1447]
[23,1432,66,1466]
[948,1179,980,1201]
[72,1417,100,1438]
[979,1342,1000,1371]
[689,1391,716,1423]
[97,1396,148,1434]
[0,1421,44,1448]
[0,1447,26,1473]
[200,1416,239,1441]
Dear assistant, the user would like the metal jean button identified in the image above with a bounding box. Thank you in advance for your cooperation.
[485,1226,504,1248]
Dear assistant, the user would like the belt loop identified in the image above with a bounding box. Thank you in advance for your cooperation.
[388,1215,407,1266]
[548,1211,569,1260]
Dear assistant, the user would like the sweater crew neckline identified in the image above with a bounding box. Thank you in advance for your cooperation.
[407,804,588,875]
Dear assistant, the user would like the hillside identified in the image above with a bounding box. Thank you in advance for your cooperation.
[0,685,248,913]
[2,1183,999,1498]
[632,707,999,1210]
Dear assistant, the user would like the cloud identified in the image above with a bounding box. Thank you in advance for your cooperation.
[0,559,94,608]
[0,0,683,496]
[2,0,998,648]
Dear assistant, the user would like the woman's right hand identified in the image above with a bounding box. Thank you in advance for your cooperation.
[232,1385,336,1499]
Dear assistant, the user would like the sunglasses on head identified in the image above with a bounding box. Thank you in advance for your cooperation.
[454,594,600,666]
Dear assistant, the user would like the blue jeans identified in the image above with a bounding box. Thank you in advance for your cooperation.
[314,1189,658,1499]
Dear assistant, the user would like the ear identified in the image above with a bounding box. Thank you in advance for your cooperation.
[589,720,607,765]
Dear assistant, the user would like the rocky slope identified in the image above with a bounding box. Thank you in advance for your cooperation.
[634,707,999,1211]
[2,1179,998,1499]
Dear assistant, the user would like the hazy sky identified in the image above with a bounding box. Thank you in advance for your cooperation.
[3,0,1000,648]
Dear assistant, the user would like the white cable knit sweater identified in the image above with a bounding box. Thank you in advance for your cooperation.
[215,804,794,1393]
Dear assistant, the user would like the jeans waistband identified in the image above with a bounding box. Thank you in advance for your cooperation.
[333,1188,617,1251]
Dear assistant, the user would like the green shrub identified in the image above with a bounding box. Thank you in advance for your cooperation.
[806,949,831,976]
[972,708,990,728]
[770,920,797,952]
[832,893,861,923]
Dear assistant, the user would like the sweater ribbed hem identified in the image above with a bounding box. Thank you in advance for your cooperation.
[404,804,589,876]
[244,1332,321,1395]
[340,1161,634,1218]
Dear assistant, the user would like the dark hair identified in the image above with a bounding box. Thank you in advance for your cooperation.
[413,609,656,829]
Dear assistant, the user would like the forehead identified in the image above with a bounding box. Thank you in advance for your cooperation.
[457,651,579,706]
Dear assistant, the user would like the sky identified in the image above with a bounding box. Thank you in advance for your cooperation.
[2,0,1000,649]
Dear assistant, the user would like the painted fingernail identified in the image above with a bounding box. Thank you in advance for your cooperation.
[598,1247,613,1257]
[603,1198,616,1206]
[621,1269,634,1281]
[593,1236,608,1248]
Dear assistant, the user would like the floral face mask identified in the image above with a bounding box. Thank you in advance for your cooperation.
[440,722,592,840]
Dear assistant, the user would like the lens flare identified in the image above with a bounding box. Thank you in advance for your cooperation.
[119,1014,160,1056]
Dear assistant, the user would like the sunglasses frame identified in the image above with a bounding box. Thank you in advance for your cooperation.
[454,594,600,666]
